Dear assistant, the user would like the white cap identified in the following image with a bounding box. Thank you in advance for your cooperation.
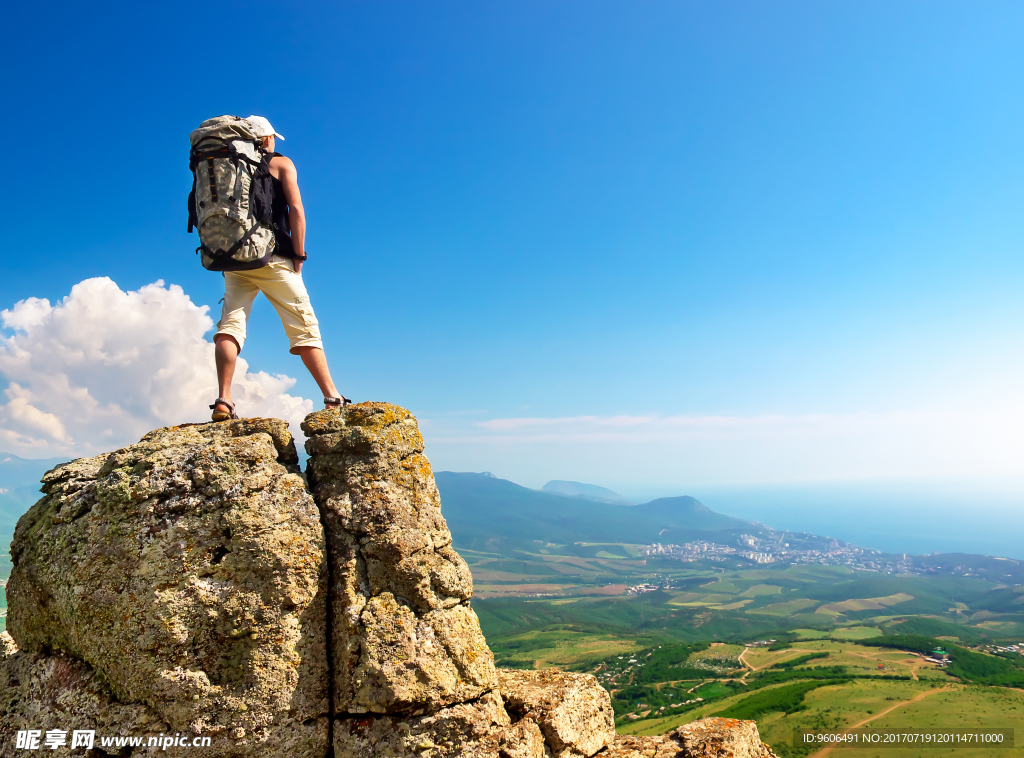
[246,115,284,141]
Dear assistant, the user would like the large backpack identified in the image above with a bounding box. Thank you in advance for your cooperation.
[187,116,277,271]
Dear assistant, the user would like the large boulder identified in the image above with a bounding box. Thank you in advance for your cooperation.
[302,403,497,715]
[600,735,687,758]
[333,690,523,758]
[670,718,778,758]
[0,633,171,757]
[498,669,616,758]
[4,419,328,755]
[332,670,614,758]
[601,718,779,758]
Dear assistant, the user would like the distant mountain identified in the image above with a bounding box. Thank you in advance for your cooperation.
[0,452,66,491]
[541,480,634,505]
[434,471,751,550]
[0,452,66,538]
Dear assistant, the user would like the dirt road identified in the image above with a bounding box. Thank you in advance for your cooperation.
[739,647,817,680]
[809,685,953,758]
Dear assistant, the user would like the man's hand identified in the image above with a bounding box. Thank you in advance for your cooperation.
[293,258,304,274]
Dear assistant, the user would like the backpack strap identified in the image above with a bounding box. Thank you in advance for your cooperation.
[206,157,219,203]
[187,179,198,233]
[189,143,262,170]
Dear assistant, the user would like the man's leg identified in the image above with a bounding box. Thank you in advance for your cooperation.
[212,271,259,418]
[214,334,242,412]
[251,260,344,406]
[296,346,342,402]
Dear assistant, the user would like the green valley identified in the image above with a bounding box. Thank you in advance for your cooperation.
[436,473,1024,753]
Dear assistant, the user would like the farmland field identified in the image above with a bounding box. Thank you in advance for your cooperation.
[467,543,1024,651]
[615,653,1024,757]
[474,553,1024,756]
[487,625,647,670]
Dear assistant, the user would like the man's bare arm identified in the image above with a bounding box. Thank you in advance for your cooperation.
[269,155,306,272]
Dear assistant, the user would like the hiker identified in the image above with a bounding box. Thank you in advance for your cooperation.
[187,115,348,421]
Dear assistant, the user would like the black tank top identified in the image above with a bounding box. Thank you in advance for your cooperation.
[268,153,295,258]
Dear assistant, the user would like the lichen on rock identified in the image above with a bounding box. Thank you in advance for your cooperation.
[4,418,328,755]
[333,690,515,758]
[498,668,616,758]
[1,644,171,757]
[601,718,779,758]
[302,402,496,716]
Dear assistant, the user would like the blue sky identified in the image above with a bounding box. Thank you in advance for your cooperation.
[3,1,1024,549]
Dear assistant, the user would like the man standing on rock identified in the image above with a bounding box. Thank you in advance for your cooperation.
[208,116,348,421]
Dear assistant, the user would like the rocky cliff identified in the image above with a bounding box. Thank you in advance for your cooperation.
[1,403,776,758]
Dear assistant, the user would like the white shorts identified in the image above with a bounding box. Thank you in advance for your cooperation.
[214,257,323,354]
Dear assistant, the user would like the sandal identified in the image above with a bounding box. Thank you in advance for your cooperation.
[324,396,352,409]
[210,398,239,422]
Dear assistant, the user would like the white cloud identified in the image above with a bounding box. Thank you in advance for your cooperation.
[0,277,313,457]
[471,409,1024,451]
